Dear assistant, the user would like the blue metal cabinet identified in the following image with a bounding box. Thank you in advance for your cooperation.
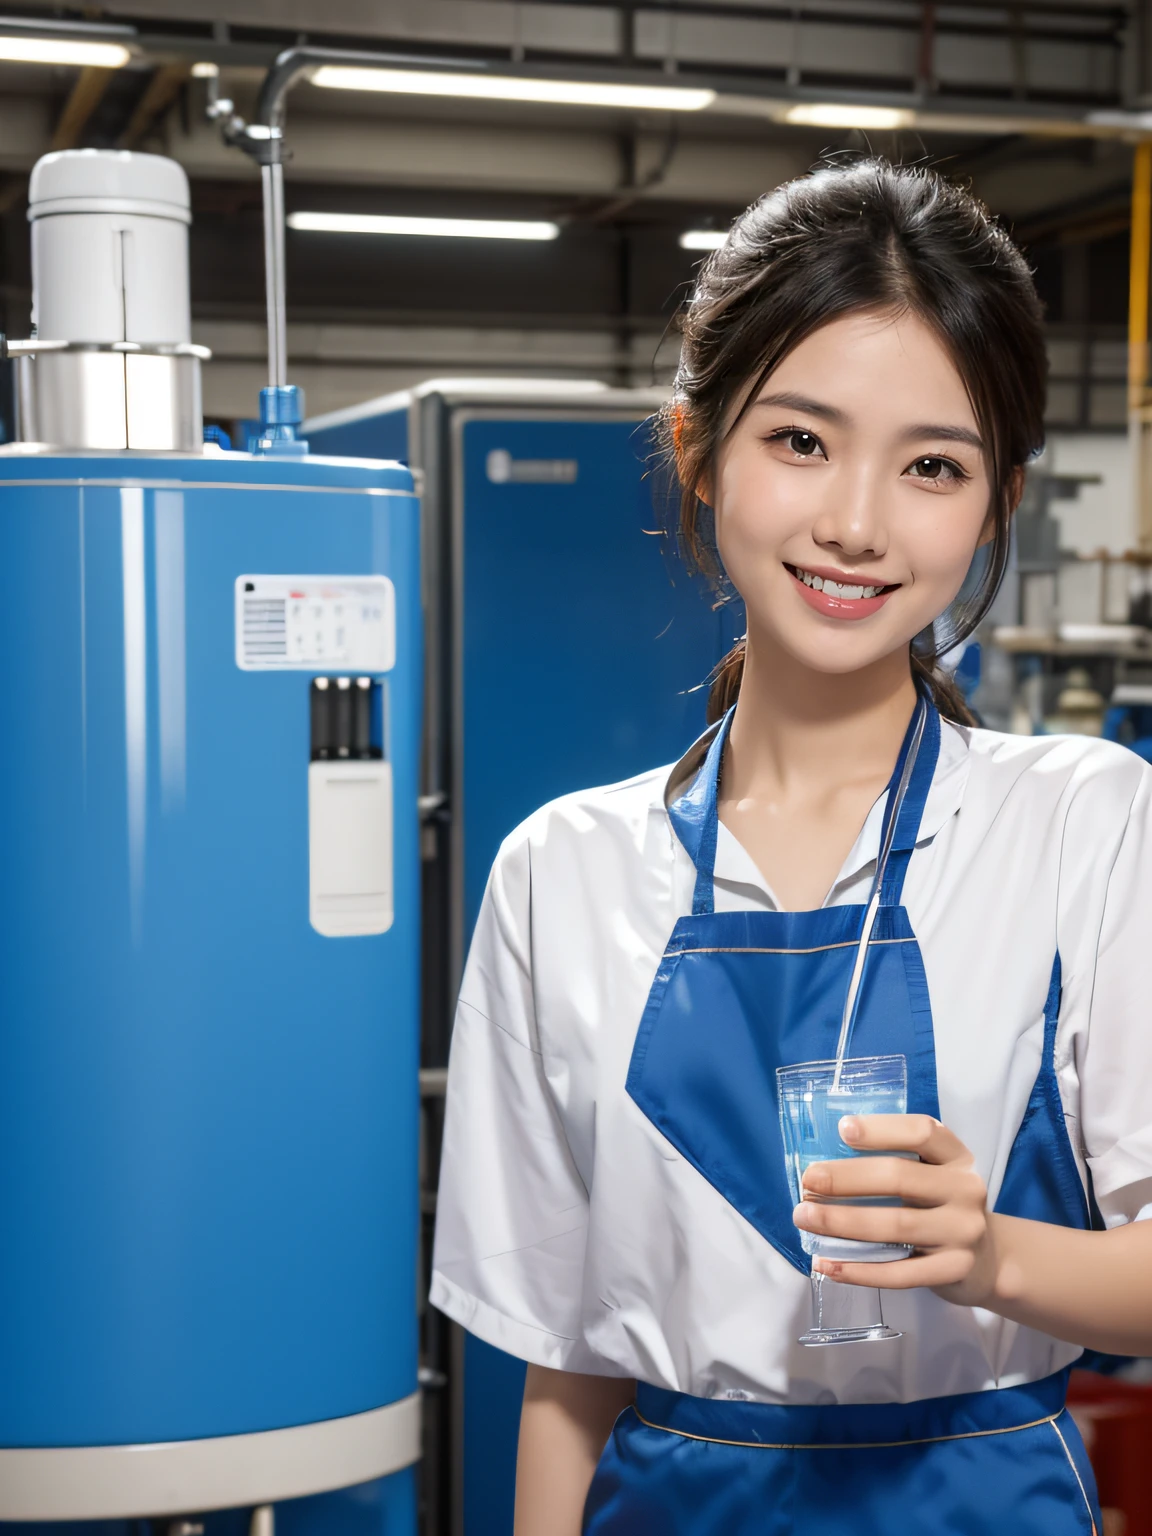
[0,451,422,1528]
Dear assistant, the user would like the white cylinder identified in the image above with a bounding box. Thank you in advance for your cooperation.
[28,149,192,345]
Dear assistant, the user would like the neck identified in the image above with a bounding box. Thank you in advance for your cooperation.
[727,622,918,796]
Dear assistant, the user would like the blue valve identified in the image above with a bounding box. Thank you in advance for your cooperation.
[253,384,309,457]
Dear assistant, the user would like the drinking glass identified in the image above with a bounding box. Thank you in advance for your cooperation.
[777,1053,912,1346]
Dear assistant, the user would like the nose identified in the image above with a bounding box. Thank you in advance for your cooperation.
[810,465,889,563]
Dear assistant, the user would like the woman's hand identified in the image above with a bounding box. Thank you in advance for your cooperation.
[793,1114,999,1305]
[794,1115,1152,1351]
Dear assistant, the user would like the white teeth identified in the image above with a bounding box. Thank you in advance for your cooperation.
[794,566,884,600]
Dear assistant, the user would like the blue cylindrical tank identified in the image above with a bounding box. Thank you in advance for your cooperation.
[0,449,421,1522]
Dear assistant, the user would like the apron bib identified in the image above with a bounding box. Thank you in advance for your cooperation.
[626,697,941,1275]
[587,698,1103,1534]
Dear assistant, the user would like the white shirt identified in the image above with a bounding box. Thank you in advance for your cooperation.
[431,722,1152,1405]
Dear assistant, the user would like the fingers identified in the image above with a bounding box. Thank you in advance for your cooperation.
[793,1119,993,1302]
[800,1158,986,1209]
[837,1113,969,1166]
[795,1196,987,1251]
[813,1250,979,1291]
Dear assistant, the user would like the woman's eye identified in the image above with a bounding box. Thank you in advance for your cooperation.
[907,455,964,483]
[776,430,822,457]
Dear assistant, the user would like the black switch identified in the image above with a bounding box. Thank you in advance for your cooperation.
[352,677,373,758]
[310,677,332,760]
[312,675,383,760]
[332,677,353,758]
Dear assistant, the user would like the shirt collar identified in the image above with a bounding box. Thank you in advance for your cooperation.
[663,714,971,903]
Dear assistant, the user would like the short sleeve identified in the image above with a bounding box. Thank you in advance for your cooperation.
[430,827,609,1372]
[1066,756,1152,1225]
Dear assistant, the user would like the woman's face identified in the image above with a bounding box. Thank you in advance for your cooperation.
[708,307,995,678]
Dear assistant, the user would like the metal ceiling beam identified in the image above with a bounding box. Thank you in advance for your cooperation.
[590,0,1128,20]
[581,0,1127,46]
[1,0,1146,151]
[0,15,136,42]
[106,0,1131,45]
[49,66,117,152]
[1008,178,1134,244]
[217,44,1148,142]
[165,111,811,202]
[87,0,1135,120]
[117,61,193,148]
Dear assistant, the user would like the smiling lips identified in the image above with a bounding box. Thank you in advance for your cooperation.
[785,562,900,620]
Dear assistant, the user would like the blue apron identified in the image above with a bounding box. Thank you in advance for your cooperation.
[584,699,1103,1535]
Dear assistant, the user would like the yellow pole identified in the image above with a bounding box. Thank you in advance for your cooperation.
[1129,140,1152,412]
[1129,142,1152,553]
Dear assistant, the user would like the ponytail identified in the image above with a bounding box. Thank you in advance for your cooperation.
[706,637,977,727]
[910,649,977,727]
[706,637,746,724]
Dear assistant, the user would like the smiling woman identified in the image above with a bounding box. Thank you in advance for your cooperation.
[710,310,995,695]
[432,159,1152,1536]
[665,159,1046,725]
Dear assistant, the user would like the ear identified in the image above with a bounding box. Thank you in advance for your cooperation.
[670,401,714,509]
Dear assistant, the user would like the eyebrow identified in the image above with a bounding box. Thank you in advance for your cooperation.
[753,390,848,424]
[901,423,984,451]
[752,391,984,452]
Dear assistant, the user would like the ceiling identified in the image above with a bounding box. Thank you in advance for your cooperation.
[0,0,1145,420]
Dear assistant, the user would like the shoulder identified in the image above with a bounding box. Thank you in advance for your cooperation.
[963,724,1147,789]
[465,764,682,1032]
[482,761,681,915]
[492,764,674,886]
[957,724,1151,835]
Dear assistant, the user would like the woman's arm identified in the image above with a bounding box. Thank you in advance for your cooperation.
[794,1115,1152,1356]
[982,1213,1152,1355]
[514,1365,636,1536]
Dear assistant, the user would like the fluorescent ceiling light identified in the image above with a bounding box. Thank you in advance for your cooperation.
[310,64,715,112]
[680,229,727,251]
[0,34,130,67]
[191,61,219,79]
[287,211,560,241]
[784,102,913,129]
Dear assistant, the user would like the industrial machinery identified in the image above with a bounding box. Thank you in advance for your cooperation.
[0,150,421,1533]
[309,380,739,1536]
[986,467,1152,738]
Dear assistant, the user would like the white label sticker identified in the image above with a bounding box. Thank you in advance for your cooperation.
[486,448,578,484]
[235,575,395,672]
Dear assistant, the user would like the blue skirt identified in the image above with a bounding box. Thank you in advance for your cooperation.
[583,1370,1101,1535]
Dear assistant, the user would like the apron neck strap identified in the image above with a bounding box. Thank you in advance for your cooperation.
[874,695,940,907]
[668,692,941,918]
[667,708,733,917]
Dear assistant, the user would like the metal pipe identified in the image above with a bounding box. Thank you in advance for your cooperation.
[249,46,465,392]
[254,45,470,131]
[249,1505,274,1536]
[261,160,287,389]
